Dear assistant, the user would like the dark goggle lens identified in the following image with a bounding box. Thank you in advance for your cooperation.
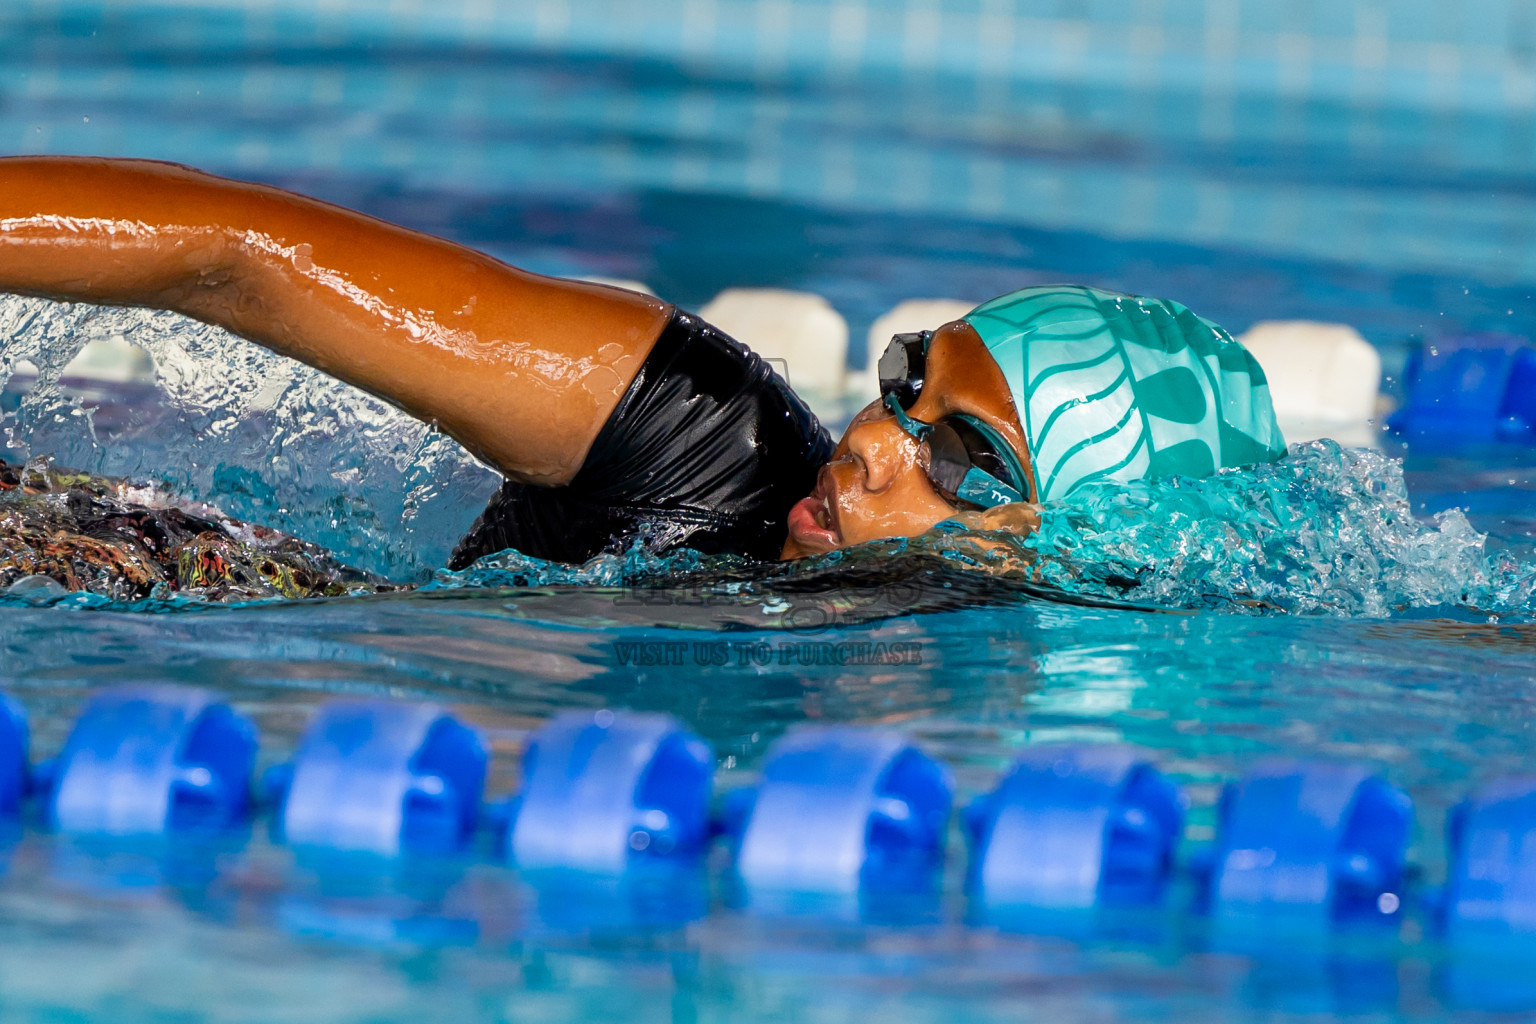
[944,416,1019,492]
[924,416,1027,506]
[878,331,930,408]
[923,421,972,498]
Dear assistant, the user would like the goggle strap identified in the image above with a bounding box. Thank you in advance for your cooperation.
[957,466,1023,507]
[883,392,931,439]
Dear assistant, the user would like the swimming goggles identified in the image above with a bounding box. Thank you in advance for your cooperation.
[877,331,1032,509]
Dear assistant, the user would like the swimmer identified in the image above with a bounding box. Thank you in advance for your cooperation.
[0,157,1287,576]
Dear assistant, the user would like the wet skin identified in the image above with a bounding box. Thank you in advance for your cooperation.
[781,320,1039,559]
[0,157,1037,561]
[0,157,671,486]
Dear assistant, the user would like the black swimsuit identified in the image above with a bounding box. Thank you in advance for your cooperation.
[448,309,834,568]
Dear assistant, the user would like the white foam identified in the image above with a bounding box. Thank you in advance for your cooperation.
[0,294,499,580]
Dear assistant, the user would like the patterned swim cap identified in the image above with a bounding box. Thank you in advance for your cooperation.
[964,285,1287,502]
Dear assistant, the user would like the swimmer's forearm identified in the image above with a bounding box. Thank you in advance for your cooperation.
[0,156,671,484]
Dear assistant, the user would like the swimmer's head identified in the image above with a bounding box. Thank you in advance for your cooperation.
[782,317,1031,557]
[781,285,1286,558]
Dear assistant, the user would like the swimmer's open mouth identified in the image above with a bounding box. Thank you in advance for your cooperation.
[786,470,840,552]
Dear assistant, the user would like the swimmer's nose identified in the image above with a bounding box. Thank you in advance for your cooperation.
[844,412,920,494]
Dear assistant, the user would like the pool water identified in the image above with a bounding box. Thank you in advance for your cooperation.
[5,3,1536,1021]
[2,551,1536,1021]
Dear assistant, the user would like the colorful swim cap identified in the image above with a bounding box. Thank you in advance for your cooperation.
[964,285,1286,502]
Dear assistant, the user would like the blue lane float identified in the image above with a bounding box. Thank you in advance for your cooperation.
[724,725,952,892]
[1208,760,1412,922]
[506,709,713,873]
[0,696,26,817]
[964,745,1184,910]
[1438,777,1536,1010]
[15,683,1536,954]
[1444,776,1536,942]
[44,686,257,835]
[1389,334,1536,442]
[269,700,485,856]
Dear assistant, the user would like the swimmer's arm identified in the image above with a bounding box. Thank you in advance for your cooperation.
[0,156,672,485]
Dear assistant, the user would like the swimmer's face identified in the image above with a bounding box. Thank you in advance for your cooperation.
[782,320,1035,558]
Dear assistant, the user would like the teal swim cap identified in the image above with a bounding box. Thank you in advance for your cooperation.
[964,285,1287,502]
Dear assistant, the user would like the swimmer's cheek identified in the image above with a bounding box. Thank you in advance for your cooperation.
[935,503,1042,574]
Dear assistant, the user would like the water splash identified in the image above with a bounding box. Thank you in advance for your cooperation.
[0,296,500,580]
[0,453,400,608]
[424,438,1536,621]
[1018,439,1536,618]
[425,534,728,589]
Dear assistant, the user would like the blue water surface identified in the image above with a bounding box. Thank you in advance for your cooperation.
[2,3,1536,1021]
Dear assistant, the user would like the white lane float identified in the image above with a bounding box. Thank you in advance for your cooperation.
[1238,320,1383,449]
[848,298,978,404]
[10,336,157,386]
[699,288,850,402]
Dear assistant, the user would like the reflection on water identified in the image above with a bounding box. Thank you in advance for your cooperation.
[0,823,1475,1022]
[3,581,1533,828]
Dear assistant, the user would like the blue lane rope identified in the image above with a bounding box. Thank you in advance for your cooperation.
[5,684,1535,946]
